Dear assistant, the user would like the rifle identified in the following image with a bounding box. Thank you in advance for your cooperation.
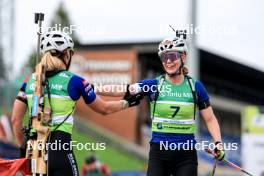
[24,13,52,176]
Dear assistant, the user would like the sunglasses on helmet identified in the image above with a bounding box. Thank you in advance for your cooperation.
[160,52,182,62]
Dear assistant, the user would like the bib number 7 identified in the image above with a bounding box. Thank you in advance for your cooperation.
[170,106,180,118]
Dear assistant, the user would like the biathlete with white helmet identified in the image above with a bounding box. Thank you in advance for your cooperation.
[11,31,142,176]
[95,37,225,176]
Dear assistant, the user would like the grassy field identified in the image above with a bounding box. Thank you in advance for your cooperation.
[19,111,145,172]
[72,127,146,171]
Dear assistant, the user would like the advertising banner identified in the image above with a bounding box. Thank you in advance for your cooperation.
[242,106,264,176]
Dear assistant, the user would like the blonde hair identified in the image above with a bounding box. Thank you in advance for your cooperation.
[35,51,66,72]
[182,52,188,75]
[182,66,189,75]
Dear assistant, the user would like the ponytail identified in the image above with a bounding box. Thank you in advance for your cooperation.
[35,50,66,72]
[182,66,189,75]
[182,52,188,75]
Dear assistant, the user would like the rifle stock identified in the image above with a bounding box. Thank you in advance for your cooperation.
[26,64,51,175]
[24,13,52,175]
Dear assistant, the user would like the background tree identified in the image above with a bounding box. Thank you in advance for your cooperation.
[50,3,79,44]
[0,47,6,80]
[25,2,79,71]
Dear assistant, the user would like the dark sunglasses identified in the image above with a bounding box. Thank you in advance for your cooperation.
[160,52,183,62]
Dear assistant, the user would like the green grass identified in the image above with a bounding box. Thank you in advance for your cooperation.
[21,113,146,171]
[72,127,146,171]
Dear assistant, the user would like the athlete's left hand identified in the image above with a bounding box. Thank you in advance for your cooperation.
[214,141,225,161]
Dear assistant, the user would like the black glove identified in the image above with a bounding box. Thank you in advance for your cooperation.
[123,85,144,107]
[19,136,27,158]
[20,145,26,158]
[214,141,225,161]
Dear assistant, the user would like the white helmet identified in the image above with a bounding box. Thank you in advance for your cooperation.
[40,30,74,54]
[158,37,187,57]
